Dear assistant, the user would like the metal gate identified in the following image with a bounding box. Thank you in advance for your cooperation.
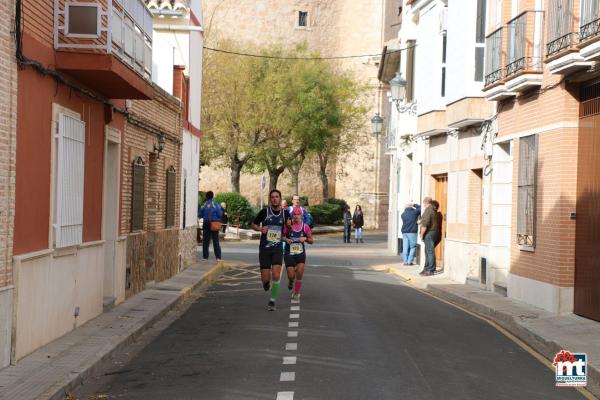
[575,81,600,321]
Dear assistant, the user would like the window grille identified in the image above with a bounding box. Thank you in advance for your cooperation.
[516,135,538,248]
[131,157,145,231]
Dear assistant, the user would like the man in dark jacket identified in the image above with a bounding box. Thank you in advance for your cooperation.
[419,197,438,276]
[401,202,421,265]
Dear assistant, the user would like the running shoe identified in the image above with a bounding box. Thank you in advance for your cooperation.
[291,292,301,301]
[267,300,276,311]
[263,281,271,291]
[288,279,294,290]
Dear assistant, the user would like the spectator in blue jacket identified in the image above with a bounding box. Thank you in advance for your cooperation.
[199,191,223,261]
[289,194,313,228]
[401,202,421,265]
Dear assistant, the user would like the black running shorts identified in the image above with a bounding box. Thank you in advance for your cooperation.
[284,254,306,267]
[259,247,283,269]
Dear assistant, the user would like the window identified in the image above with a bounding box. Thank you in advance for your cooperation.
[65,3,100,37]
[484,28,503,86]
[475,0,486,81]
[131,157,145,231]
[298,11,308,27]
[406,39,416,102]
[546,0,574,56]
[166,166,176,228]
[54,113,86,248]
[441,34,447,97]
[517,135,538,248]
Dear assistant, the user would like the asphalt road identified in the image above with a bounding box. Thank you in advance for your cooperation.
[74,232,586,400]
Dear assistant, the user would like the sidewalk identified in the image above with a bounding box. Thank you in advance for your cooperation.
[0,259,229,400]
[380,262,600,398]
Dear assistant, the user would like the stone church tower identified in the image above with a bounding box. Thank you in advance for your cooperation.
[200,0,390,229]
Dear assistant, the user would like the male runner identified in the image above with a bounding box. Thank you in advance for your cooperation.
[251,189,291,311]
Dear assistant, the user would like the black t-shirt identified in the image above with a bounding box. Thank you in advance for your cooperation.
[253,207,291,249]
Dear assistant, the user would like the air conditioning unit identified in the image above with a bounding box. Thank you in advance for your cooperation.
[65,3,101,38]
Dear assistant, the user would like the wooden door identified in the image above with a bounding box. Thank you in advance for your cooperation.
[575,88,600,321]
[434,175,448,268]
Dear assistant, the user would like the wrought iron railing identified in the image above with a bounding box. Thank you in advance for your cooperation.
[546,0,574,56]
[581,18,600,42]
[580,0,600,42]
[546,32,577,56]
[484,28,503,87]
[485,68,503,86]
[505,11,543,77]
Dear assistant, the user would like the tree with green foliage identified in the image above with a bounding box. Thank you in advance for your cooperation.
[201,41,271,192]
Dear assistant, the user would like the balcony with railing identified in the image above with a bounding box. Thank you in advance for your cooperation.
[579,0,600,61]
[546,0,594,74]
[483,28,517,100]
[504,11,544,92]
[53,0,153,99]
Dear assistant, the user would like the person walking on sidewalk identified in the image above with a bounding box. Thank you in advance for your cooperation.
[401,202,421,265]
[343,205,352,243]
[353,205,364,243]
[251,189,291,311]
[220,202,229,234]
[199,191,223,261]
[419,196,439,276]
[284,207,314,301]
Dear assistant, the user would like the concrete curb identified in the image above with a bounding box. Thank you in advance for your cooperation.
[425,285,600,399]
[45,261,229,400]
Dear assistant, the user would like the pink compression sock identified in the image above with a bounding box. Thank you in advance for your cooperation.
[294,279,303,294]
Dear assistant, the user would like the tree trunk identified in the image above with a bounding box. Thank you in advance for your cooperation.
[268,169,284,192]
[231,164,241,193]
[290,170,300,196]
[318,153,329,202]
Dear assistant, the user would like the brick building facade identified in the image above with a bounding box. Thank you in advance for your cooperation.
[0,0,18,369]
[482,0,600,318]
[121,86,183,297]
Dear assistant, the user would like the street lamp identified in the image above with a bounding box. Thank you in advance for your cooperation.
[371,113,384,139]
[389,72,417,115]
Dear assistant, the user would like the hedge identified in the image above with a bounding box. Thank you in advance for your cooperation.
[325,198,349,220]
[214,192,255,228]
[309,203,342,225]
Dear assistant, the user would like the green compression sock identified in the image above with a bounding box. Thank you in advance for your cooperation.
[270,281,281,302]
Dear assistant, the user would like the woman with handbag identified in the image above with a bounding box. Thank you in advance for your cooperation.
[199,191,223,261]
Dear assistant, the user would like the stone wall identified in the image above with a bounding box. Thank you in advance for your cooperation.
[148,228,180,283]
[126,232,147,298]
[201,0,389,229]
[179,226,198,270]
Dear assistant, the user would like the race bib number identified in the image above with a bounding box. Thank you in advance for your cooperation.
[290,243,303,255]
[266,226,282,243]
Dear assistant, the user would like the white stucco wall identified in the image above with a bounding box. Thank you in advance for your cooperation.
[414,0,447,115]
[446,0,485,104]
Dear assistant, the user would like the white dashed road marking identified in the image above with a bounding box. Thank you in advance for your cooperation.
[286,343,298,350]
[276,392,294,400]
[288,322,299,328]
[291,306,300,311]
[280,372,296,382]
[283,356,297,365]
[287,331,298,337]
[290,314,300,319]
